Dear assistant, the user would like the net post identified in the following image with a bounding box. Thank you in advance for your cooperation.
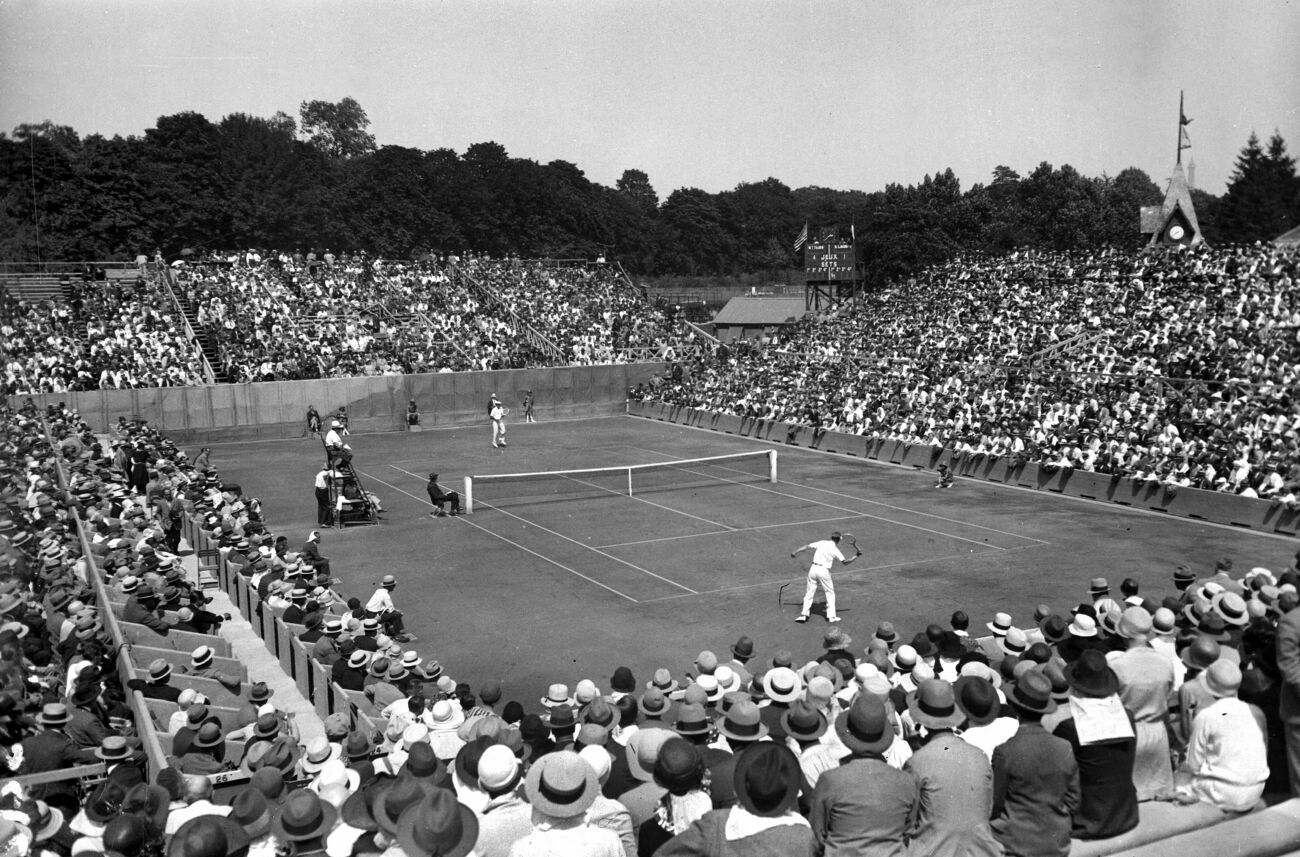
[463,476,473,514]
[768,449,778,483]
[627,467,633,498]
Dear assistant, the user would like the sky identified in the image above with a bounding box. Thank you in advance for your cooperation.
[2,0,1298,198]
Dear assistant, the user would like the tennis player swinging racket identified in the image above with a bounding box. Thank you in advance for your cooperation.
[790,531,861,624]
[489,394,509,448]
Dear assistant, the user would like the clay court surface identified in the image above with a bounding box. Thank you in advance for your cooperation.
[210,415,1296,703]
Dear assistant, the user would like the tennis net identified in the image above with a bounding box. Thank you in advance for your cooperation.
[463,449,777,513]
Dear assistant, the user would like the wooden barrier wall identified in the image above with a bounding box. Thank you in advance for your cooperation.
[10,363,664,442]
[628,400,1300,537]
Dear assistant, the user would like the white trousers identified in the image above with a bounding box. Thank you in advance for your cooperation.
[801,566,836,619]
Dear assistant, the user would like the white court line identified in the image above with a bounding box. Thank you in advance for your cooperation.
[613,451,1006,552]
[358,469,641,604]
[624,443,1046,548]
[383,465,698,596]
[595,513,867,549]
[560,474,739,533]
[635,548,1007,604]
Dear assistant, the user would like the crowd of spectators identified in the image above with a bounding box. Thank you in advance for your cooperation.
[1,274,206,395]
[646,244,1300,499]
[4,396,1300,857]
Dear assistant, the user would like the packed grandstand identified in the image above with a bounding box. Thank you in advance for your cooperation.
[2,240,1300,857]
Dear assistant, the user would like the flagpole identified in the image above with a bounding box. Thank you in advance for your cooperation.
[1177,90,1183,166]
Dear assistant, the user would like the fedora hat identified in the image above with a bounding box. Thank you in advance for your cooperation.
[731,635,755,659]
[733,743,801,818]
[953,676,1000,726]
[122,783,171,833]
[673,702,710,736]
[540,705,576,732]
[1063,650,1119,698]
[301,737,342,774]
[781,700,828,742]
[907,679,965,729]
[1040,614,1069,643]
[340,780,386,833]
[230,788,271,840]
[638,686,671,718]
[344,730,374,761]
[526,750,599,818]
[167,815,250,857]
[255,739,301,778]
[405,742,447,781]
[626,727,674,782]
[647,668,679,694]
[997,628,1027,656]
[986,612,1012,636]
[1089,577,1110,595]
[835,693,894,755]
[1007,671,1057,715]
[396,787,478,857]
[718,699,769,743]
[271,789,337,843]
[540,683,576,708]
[248,682,273,704]
[192,722,224,750]
[1116,606,1153,640]
[762,667,802,704]
[1196,613,1232,642]
[253,713,281,739]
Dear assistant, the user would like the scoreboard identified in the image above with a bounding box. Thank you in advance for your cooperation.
[805,241,856,280]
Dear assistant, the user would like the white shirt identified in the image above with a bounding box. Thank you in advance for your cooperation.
[809,540,846,569]
[165,799,232,835]
[367,587,396,614]
[1185,697,1269,805]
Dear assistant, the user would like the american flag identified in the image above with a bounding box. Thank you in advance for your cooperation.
[794,222,808,251]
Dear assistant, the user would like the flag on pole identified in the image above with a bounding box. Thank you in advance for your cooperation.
[1179,96,1192,154]
[793,222,808,251]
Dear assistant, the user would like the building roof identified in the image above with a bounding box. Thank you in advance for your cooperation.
[1275,223,1300,247]
[712,296,807,326]
[1146,163,1203,246]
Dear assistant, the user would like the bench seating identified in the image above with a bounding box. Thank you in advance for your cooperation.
[128,644,248,681]
[119,621,232,658]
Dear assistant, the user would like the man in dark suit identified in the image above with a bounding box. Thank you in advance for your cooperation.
[65,682,113,751]
[991,672,1080,857]
[19,704,99,810]
[1277,600,1300,796]
[126,659,183,702]
[301,531,331,577]
[122,587,171,636]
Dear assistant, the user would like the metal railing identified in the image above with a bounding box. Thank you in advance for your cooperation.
[157,266,217,385]
[449,262,568,364]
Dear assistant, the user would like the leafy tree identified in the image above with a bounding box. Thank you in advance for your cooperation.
[298,97,376,159]
[616,169,659,217]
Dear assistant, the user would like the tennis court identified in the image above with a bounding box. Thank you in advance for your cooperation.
[210,414,1292,701]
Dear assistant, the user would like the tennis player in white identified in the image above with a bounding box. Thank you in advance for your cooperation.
[489,394,507,448]
[790,531,861,623]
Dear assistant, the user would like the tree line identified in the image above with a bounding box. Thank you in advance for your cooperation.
[1,98,1297,284]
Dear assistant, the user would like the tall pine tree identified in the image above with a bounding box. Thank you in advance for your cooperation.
[1219,131,1299,241]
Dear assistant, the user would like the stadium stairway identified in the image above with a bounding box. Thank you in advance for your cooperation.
[174,290,233,383]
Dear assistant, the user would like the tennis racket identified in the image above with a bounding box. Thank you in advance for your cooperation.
[841,533,863,556]
[500,407,511,417]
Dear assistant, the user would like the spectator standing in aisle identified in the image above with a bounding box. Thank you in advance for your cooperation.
[306,405,321,436]
[313,466,334,526]
[407,398,420,426]
[523,390,536,422]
